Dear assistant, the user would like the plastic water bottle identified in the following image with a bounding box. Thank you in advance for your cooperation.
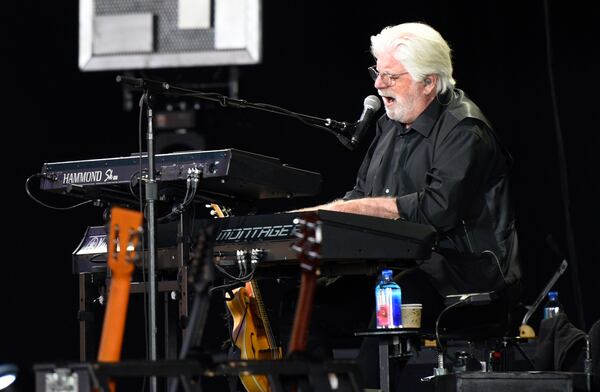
[543,291,561,319]
[375,269,402,328]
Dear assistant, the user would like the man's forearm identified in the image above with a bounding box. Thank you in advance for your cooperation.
[294,197,400,220]
[291,199,347,213]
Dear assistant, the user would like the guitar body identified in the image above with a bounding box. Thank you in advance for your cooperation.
[210,203,282,392]
[226,283,281,392]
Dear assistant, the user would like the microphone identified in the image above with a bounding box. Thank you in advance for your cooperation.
[350,95,382,147]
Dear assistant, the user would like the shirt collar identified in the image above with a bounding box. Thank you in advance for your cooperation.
[404,90,452,138]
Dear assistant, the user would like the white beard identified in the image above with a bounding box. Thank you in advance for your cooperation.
[384,95,415,123]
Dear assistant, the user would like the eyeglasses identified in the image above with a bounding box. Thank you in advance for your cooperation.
[368,66,409,87]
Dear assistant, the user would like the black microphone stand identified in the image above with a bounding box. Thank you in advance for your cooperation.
[119,76,171,392]
[140,88,158,392]
[142,89,160,392]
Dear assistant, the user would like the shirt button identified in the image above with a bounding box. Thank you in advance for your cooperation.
[385,189,390,194]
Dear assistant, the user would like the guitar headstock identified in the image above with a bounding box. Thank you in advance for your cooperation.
[206,203,232,218]
[291,212,322,272]
[108,207,143,277]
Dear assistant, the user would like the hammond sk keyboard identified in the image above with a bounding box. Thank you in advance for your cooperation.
[40,148,322,203]
[208,210,437,275]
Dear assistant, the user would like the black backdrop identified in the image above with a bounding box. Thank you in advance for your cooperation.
[3,1,599,390]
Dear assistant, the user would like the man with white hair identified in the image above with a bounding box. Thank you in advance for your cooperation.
[309,22,521,387]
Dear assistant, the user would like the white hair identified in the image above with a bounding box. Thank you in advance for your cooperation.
[370,22,456,94]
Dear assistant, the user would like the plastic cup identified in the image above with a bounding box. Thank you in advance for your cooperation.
[401,304,422,328]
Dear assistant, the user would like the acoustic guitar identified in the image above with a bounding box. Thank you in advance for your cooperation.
[209,204,282,392]
[96,207,143,392]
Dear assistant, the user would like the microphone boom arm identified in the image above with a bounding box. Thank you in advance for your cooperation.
[116,75,356,149]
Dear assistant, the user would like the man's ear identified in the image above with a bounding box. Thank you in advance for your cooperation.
[423,75,437,95]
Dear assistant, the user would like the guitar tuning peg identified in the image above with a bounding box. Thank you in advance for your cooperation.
[205,204,212,208]
[210,210,217,215]
[307,250,321,259]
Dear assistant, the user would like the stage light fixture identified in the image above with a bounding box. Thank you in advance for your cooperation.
[79,0,262,71]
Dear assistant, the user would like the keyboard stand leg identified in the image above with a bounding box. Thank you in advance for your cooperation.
[79,272,101,362]
[78,273,87,362]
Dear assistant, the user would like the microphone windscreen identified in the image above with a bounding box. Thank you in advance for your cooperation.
[364,95,382,111]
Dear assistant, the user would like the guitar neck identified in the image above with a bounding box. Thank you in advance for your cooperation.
[287,273,318,353]
[287,212,322,354]
[98,277,132,361]
[250,280,278,349]
[96,206,143,364]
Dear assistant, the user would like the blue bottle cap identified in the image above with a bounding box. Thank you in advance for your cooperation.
[382,269,393,278]
[548,291,558,300]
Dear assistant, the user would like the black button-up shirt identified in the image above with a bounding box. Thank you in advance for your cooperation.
[344,89,520,296]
